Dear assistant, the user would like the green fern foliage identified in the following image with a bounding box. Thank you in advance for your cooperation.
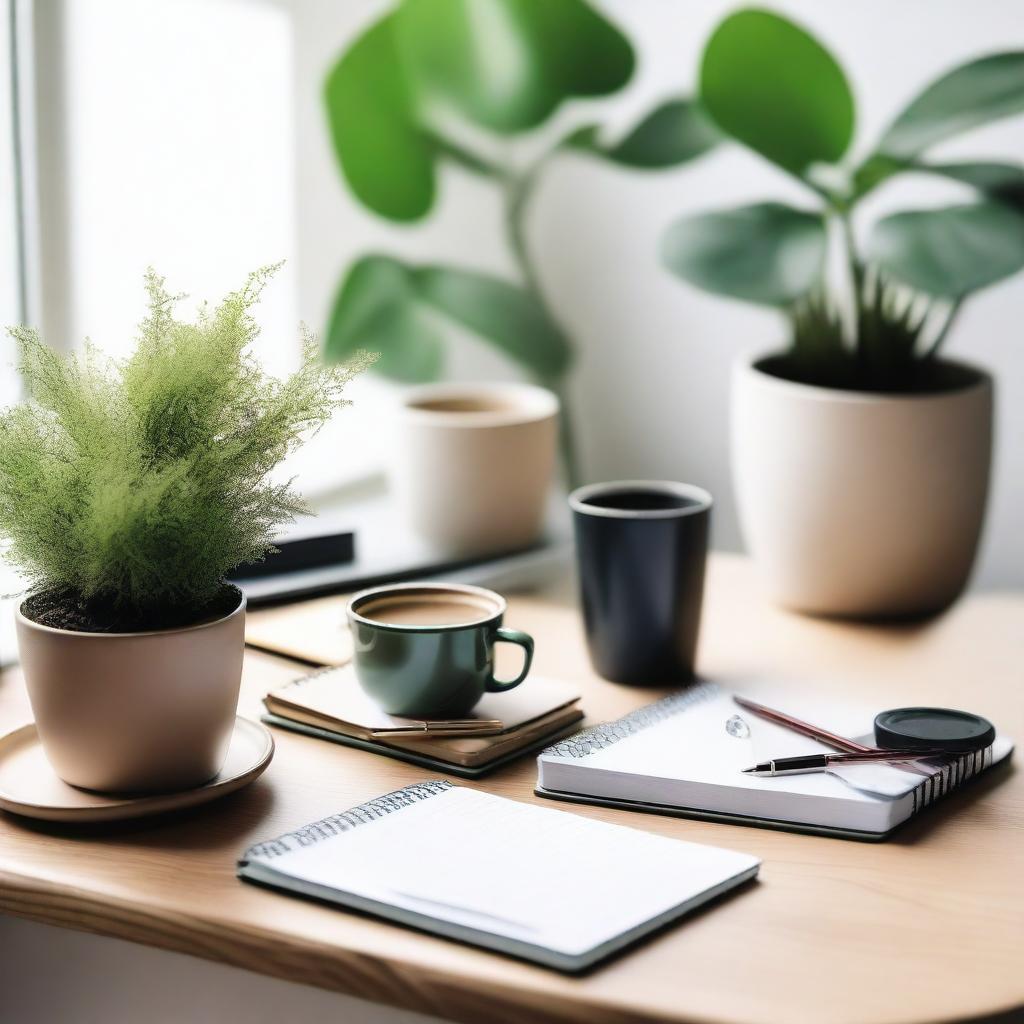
[0,266,374,628]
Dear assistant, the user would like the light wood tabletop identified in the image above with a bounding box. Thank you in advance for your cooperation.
[1,554,1021,1024]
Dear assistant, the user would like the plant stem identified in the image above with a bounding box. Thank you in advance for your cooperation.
[837,209,864,353]
[504,165,582,490]
[427,126,582,488]
[542,373,580,492]
[922,299,963,362]
[838,211,864,293]
[428,133,502,178]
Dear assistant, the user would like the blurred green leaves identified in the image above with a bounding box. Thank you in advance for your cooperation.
[323,17,435,222]
[869,202,1024,297]
[874,53,1024,161]
[325,256,571,382]
[662,203,827,306]
[413,266,572,376]
[321,0,715,425]
[918,162,1024,207]
[393,0,633,134]
[324,256,444,381]
[571,99,721,169]
[323,0,1024,402]
[660,6,1024,388]
[325,0,635,221]
[700,9,854,179]
[854,53,1024,198]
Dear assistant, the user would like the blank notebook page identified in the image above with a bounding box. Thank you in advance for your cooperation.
[244,783,759,960]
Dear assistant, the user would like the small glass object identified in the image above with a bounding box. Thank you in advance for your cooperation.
[725,714,751,739]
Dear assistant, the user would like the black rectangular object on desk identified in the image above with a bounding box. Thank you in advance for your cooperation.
[229,489,571,606]
[231,532,356,581]
[233,537,569,606]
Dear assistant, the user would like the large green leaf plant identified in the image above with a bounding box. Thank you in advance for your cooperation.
[321,0,718,484]
[661,8,1024,391]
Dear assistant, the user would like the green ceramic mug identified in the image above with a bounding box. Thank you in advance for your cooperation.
[346,582,535,717]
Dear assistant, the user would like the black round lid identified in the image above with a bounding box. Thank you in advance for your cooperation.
[874,707,995,753]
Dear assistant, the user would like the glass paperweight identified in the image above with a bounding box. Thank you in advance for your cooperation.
[725,714,751,739]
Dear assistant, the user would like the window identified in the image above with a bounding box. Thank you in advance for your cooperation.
[22,0,394,505]
[1,0,24,405]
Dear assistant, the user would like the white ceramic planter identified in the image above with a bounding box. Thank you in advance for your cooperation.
[731,352,992,618]
[16,588,246,792]
[390,381,559,558]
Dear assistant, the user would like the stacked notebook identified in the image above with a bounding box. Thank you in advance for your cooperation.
[536,683,1013,840]
[245,597,353,665]
[263,666,583,777]
[238,780,760,972]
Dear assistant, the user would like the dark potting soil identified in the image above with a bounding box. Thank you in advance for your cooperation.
[21,583,242,634]
[757,353,984,395]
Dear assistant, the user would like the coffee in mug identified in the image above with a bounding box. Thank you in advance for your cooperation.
[355,590,496,628]
[347,583,535,717]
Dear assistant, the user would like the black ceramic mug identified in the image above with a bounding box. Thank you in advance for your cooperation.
[569,480,711,685]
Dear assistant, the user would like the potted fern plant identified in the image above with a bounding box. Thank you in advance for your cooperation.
[0,267,371,792]
[662,9,1024,617]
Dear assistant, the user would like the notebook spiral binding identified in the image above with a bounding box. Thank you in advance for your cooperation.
[541,682,720,760]
[282,664,340,689]
[911,745,993,814]
[242,780,453,861]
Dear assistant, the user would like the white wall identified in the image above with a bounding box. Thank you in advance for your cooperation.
[289,0,1024,588]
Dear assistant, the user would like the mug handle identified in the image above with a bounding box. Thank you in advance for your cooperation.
[486,628,535,693]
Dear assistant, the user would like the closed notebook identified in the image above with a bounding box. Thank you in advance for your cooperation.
[264,666,583,768]
[237,780,760,972]
[536,683,1014,839]
[245,597,352,665]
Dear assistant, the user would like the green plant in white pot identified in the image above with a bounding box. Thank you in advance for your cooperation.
[319,0,719,488]
[661,9,1024,617]
[0,267,371,792]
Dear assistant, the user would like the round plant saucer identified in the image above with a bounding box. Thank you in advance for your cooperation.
[0,716,274,823]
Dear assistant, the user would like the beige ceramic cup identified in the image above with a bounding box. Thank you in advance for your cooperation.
[390,382,559,558]
[16,591,246,793]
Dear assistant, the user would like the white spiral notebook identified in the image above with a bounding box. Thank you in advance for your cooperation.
[535,683,1013,840]
[238,780,760,972]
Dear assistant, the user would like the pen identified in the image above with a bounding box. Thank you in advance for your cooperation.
[732,695,876,753]
[370,719,503,738]
[742,749,944,776]
[732,694,931,778]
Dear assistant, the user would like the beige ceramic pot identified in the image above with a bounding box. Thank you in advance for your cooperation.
[390,381,559,558]
[732,351,992,618]
[16,588,246,792]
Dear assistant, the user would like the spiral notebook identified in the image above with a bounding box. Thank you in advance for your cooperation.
[237,780,760,972]
[535,683,1013,840]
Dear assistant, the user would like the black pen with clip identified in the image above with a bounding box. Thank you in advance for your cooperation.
[742,749,944,777]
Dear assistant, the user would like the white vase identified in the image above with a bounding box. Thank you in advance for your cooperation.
[731,351,993,618]
[390,381,559,558]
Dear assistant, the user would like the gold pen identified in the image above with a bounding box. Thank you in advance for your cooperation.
[370,718,504,738]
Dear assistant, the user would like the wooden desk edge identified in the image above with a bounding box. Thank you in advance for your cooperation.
[0,868,663,1024]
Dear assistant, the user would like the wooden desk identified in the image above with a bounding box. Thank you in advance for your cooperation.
[1,555,1021,1024]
